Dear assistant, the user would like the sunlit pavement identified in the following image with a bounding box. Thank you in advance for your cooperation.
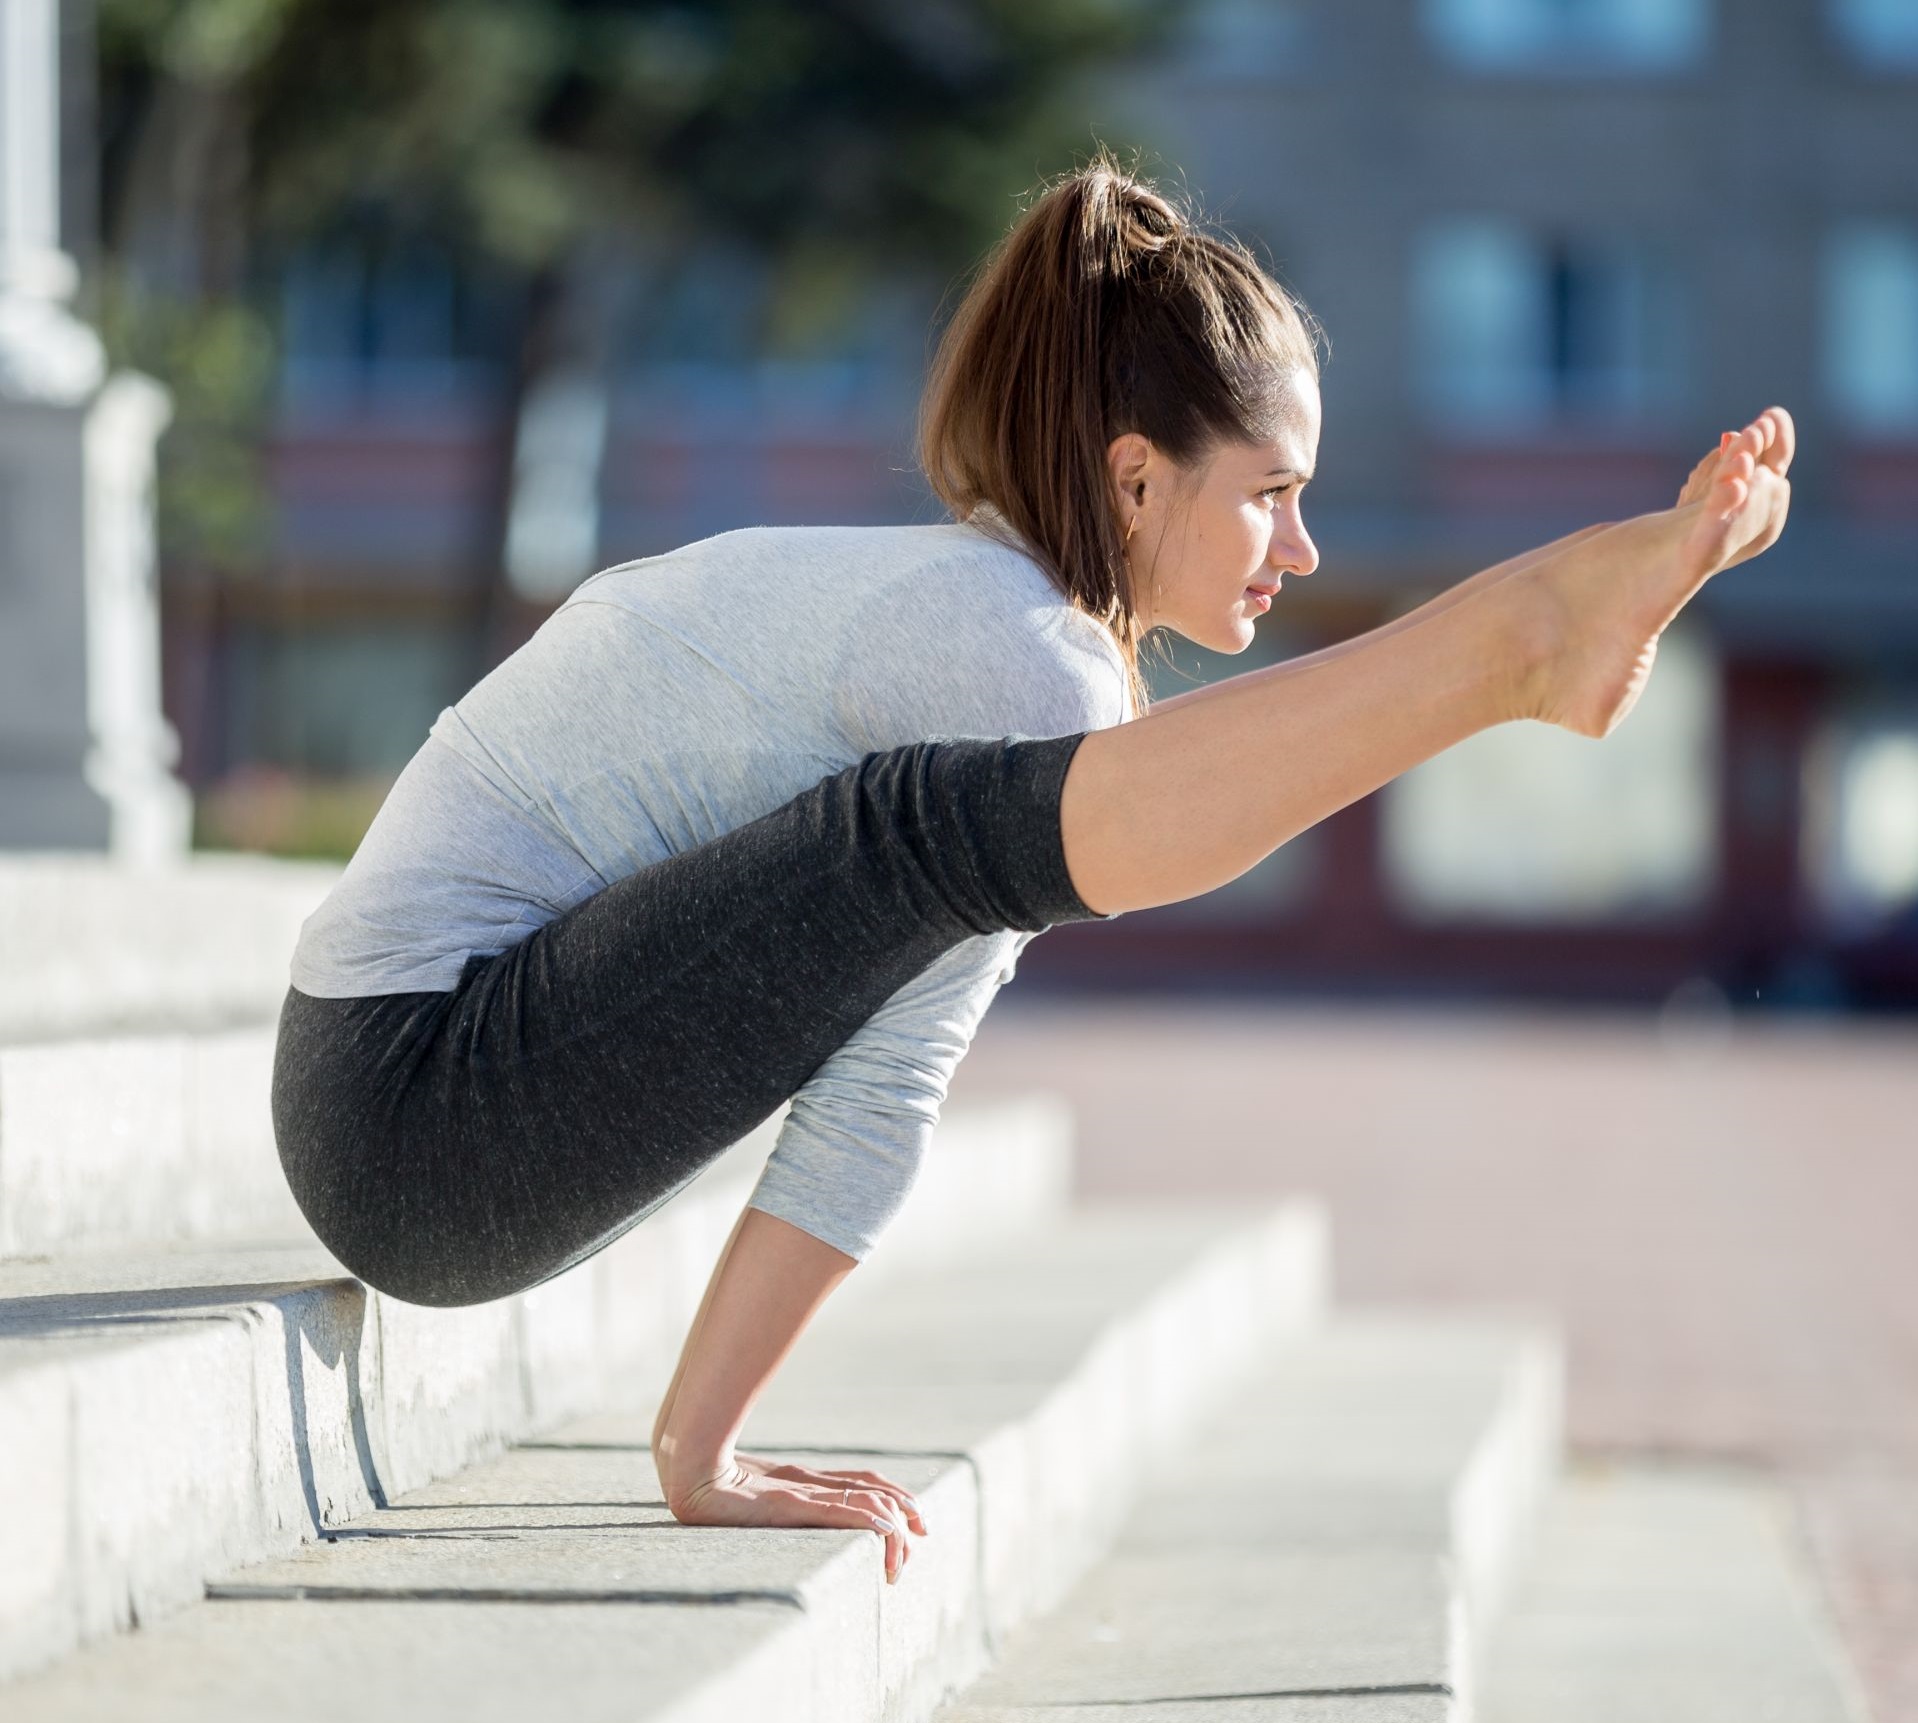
[957,997,1918,1723]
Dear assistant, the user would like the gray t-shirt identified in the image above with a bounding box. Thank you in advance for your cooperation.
[287,508,1131,1260]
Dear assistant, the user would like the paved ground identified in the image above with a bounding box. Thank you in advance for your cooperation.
[953,997,1918,1723]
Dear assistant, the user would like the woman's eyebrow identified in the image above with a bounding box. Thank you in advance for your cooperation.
[1265,466,1313,480]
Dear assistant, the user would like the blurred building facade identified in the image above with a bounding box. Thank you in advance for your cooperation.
[157,0,1918,1009]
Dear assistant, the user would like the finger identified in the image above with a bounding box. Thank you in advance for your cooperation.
[757,1463,926,1533]
[763,1486,909,1580]
[838,1486,910,1578]
[820,1468,928,1532]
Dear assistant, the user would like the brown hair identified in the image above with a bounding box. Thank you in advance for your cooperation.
[916,144,1328,720]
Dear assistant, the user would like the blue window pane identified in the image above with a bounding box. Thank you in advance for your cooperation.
[1830,0,1918,66]
[1413,217,1682,428]
[1424,0,1710,70]
[1822,222,1918,431]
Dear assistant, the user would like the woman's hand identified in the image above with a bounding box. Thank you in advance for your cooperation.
[734,1447,929,1540]
[661,1446,927,1584]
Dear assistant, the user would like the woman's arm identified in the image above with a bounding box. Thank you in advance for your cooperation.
[1148,520,1617,720]
[651,1205,849,1475]
[650,1203,926,1581]
[650,1204,816,1471]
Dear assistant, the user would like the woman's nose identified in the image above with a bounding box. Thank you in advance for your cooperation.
[1272,531,1317,578]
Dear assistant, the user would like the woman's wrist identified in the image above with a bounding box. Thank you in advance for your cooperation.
[645,1205,857,1510]
[653,1420,739,1512]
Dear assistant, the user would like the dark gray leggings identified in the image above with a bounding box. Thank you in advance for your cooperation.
[270,731,1108,1308]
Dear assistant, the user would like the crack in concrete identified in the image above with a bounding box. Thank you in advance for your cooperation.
[204,1582,808,1610]
[966,1684,1456,1707]
[317,1523,656,1539]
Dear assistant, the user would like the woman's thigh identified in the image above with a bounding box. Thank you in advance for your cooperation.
[272,731,1103,1308]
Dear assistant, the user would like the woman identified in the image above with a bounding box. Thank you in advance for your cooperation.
[270,150,1794,1587]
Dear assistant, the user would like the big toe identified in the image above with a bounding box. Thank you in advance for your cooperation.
[1761,405,1795,472]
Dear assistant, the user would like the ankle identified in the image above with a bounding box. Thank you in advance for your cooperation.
[1479,576,1566,727]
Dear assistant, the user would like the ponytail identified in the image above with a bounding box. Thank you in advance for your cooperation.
[916,143,1328,719]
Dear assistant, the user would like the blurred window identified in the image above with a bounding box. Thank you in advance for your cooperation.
[260,624,468,775]
[1821,221,1918,432]
[504,369,609,603]
[1173,0,1318,75]
[1422,0,1710,70]
[280,239,510,403]
[1829,0,1918,66]
[630,244,768,367]
[280,249,363,368]
[1412,217,1682,429]
[1379,619,1719,923]
[1804,701,1918,932]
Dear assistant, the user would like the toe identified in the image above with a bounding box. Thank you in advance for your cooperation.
[1762,406,1795,472]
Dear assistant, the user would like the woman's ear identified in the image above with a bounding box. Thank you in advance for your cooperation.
[1106,430,1152,513]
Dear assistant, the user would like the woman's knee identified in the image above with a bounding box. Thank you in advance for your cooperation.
[850,733,1107,933]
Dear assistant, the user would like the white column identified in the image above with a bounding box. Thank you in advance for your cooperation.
[0,0,184,856]
[82,372,192,862]
[0,0,75,299]
[0,0,101,402]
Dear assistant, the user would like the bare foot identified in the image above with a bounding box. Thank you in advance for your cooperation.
[1521,406,1794,738]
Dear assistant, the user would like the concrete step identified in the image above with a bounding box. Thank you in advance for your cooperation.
[0,852,342,1045]
[933,1308,1566,1723]
[0,1023,306,1254]
[0,1197,1332,1720]
[1478,1457,1873,1723]
[0,987,1075,1259]
[0,1091,1096,1685]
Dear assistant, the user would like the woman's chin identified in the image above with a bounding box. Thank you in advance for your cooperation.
[1162,615,1258,653]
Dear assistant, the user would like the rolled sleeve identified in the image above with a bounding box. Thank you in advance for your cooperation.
[743,926,1030,1260]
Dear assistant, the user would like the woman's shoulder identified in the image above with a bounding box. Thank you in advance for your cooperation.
[834,518,1128,739]
[553,513,1129,733]
[940,506,1132,727]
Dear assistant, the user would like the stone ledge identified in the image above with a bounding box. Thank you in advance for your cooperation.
[0,1198,1332,1719]
[940,1310,1566,1722]
[0,1093,1099,1687]
[0,851,341,1046]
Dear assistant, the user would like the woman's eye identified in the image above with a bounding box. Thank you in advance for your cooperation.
[1260,484,1293,502]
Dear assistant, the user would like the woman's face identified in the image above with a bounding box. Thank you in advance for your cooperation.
[1108,368,1321,652]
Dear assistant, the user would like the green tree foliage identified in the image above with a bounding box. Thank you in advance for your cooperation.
[92,0,1196,607]
[102,0,1190,281]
